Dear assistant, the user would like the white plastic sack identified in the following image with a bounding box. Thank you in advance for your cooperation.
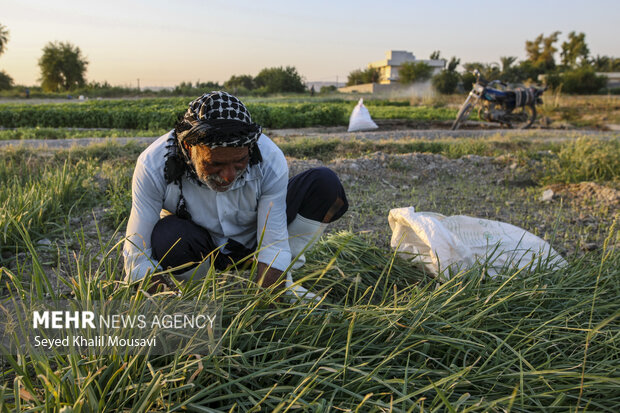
[347,98,378,132]
[388,207,566,279]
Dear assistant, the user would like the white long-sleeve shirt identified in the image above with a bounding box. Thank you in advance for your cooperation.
[123,131,291,281]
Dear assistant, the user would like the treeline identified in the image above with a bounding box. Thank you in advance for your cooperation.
[166,66,308,96]
[347,31,620,95]
[0,64,308,99]
[0,22,309,97]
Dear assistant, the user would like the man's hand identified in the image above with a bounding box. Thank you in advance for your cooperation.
[146,273,178,294]
[257,262,284,290]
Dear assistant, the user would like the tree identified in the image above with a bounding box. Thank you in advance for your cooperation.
[592,55,620,72]
[224,74,255,91]
[38,41,88,92]
[0,23,12,90]
[253,66,305,93]
[561,31,589,68]
[398,61,432,84]
[430,50,441,60]
[525,31,561,71]
[462,62,485,73]
[346,70,364,86]
[446,57,460,72]
[0,70,13,90]
[346,67,380,86]
[0,23,9,57]
[462,61,500,80]
[170,81,221,96]
[195,81,221,90]
[432,71,459,94]
[499,56,517,72]
[498,56,527,83]
[432,56,461,94]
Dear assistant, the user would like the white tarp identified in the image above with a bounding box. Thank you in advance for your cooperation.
[347,98,378,132]
[388,207,566,279]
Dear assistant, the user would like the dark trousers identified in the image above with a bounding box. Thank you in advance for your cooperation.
[151,167,347,272]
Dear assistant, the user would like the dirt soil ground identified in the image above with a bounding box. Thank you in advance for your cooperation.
[288,151,619,258]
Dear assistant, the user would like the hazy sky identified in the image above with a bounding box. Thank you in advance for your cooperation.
[1,0,619,88]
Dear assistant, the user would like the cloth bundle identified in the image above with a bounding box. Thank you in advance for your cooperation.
[388,207,566,280]
[514,87,535,107]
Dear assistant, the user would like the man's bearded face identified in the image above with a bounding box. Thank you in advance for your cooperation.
[187,145,250,192]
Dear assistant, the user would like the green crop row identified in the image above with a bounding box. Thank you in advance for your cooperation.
[0,98,456,130]
[0,101,348,130]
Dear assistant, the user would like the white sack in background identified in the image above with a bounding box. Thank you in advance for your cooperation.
[347,98,378,132]
[388,207,566,279]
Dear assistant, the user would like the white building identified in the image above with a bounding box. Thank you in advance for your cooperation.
[597,72,620,88]
[368,50,446,84]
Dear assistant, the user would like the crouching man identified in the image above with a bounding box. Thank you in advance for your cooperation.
[123,91,348,292]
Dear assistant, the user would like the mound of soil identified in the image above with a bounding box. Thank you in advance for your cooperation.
[546,182,620,208]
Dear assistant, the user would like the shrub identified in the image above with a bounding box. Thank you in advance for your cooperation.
[460,72,476,92]
[544,71,563,91]
[346,67,380,86]
[561,67,607,94]
[432,71,460,94]
[319,85,338,94]
[398,62,433,84]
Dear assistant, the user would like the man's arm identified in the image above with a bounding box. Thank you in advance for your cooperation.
[123,158,167,281]
[255,169,291,278]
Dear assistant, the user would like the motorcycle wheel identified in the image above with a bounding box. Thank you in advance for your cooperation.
[510,104,536,129]
[451,99,474,130]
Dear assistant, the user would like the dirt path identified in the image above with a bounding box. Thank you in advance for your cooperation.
[1,128,617,149]
[0,136,158,148]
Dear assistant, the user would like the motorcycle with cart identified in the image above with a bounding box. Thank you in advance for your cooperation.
[451,69,547,130]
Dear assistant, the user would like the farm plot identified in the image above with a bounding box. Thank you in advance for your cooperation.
[0,98,457,131]
[0,129,618,411]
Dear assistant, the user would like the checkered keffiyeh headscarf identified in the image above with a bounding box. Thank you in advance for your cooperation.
[177,91,262,148]
[164,92,263,219]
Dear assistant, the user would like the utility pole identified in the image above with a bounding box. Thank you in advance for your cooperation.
[137,78,140,91]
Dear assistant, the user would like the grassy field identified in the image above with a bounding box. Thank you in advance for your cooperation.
[537,93,620,128]
[0,122,618,411]
[1,231,617,411]
[0,93,617,136]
